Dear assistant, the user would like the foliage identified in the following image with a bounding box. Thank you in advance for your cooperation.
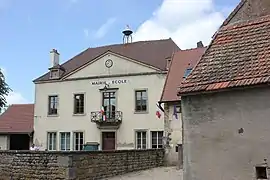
[0,68,11,113]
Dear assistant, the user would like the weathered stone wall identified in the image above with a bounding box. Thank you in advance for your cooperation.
[0,149,164,180]
[182,86,270,180]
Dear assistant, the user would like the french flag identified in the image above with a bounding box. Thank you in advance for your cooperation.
[100,106,106,121]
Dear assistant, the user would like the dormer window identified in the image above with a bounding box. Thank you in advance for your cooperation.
[50,69,60,79]
[166,57,172,70]
[184,68,192,78]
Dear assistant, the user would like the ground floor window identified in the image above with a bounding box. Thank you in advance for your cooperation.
[151,131,163,149]
[47,132,57,151]
[74,132,84,151]
[60,132,70,151]
[136,131,147,149]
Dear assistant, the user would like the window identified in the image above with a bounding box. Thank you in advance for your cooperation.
[183,68,192,78]
[136,131,147,149]
[256,166,267,179]
[74,94,85,114]
[176,105,181,113]
[74,132,84,151]
[135,90,148,112]
[60,132,70,151]
[48,95,58,115]
[47,132,57,151]
[151,131,163,149]
[102,91,116,119]
[50,69,59,79]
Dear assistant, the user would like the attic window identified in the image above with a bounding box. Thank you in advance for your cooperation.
[256,166,267,179]
[166,58,171,70]
[183,68,192,78]
[50,69,59,79]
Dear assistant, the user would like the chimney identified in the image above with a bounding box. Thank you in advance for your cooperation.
[197,41,204,48]
[50,49,60,67]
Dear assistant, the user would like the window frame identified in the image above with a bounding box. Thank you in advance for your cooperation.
[59,132,71,151]
[47,132,57,151]
[135,130,147,149]
[73,131,84,151]
[101,90,117,120]
[73,93,85,115]
[134,89,148,113]
[48,95,59,116]
[151,131,164,149]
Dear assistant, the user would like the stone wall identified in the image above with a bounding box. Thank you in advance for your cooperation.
[0,149,164,180]
[181,86,270,180]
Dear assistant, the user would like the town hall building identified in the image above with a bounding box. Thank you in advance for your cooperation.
[32,29,180,151]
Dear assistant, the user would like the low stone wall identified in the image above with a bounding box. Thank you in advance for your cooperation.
[0,149,164,180]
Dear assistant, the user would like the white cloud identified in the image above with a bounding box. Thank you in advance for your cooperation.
[6,92,28,105]
[134,0,227,49]
[94,17,117,39]
[0,67,29,106]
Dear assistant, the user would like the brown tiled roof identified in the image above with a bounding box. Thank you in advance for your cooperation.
[0,104,34,133]
[178,15,270,95]
[160,47,206,102]
[34,38,180,82]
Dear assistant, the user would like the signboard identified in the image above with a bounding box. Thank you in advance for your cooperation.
[91,79,127,86]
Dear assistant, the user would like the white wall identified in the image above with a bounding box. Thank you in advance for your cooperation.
[0,135,9,150]
[34,53,166,150]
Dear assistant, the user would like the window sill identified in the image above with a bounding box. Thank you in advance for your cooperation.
[47,114,59,117]
[134,111,148,114]
[73,113,86,116]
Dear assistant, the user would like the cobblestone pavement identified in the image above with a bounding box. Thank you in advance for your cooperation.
[105,167,182,180]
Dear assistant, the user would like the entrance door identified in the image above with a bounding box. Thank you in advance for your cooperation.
[102,132,115,150]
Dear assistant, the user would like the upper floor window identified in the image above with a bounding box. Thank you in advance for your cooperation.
[74,94,85,114]
[48,95,58,115]
[102,91,116,119]
[135,90,148,112]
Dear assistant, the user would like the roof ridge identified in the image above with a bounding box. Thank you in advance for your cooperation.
[87,38,172,49]
[221,0,247,27]
[11,104,34,106]
[180,47,207,52]
[223,14,270,30]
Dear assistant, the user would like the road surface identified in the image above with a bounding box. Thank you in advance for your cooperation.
[105,167,182,180]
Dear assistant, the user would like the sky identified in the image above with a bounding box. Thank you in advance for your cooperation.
[0,0,239,105]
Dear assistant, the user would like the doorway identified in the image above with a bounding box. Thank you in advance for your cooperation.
[10,134,30,150]
[102,132,115,150]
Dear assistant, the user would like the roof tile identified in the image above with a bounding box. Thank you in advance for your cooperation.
[0,104,34,133]
[34,39,180,82]
[160,47,206,102]
[178,15,270,95]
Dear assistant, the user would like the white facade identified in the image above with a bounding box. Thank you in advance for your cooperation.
[34,52,166,151]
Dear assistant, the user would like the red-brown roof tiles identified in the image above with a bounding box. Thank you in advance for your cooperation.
[0,104,34,133]
[160,47,206,102]
[178,15,270,95]
[34,38,180,83]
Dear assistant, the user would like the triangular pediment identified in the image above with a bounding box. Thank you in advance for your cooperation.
[64,51,160,79]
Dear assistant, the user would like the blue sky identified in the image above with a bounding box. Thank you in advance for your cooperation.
[0,0,238,104]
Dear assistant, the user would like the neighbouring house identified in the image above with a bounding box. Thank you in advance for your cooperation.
[178,1,270,179]
[160,42,206,166]
[0,104,34,150]
[33,28,180,151]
